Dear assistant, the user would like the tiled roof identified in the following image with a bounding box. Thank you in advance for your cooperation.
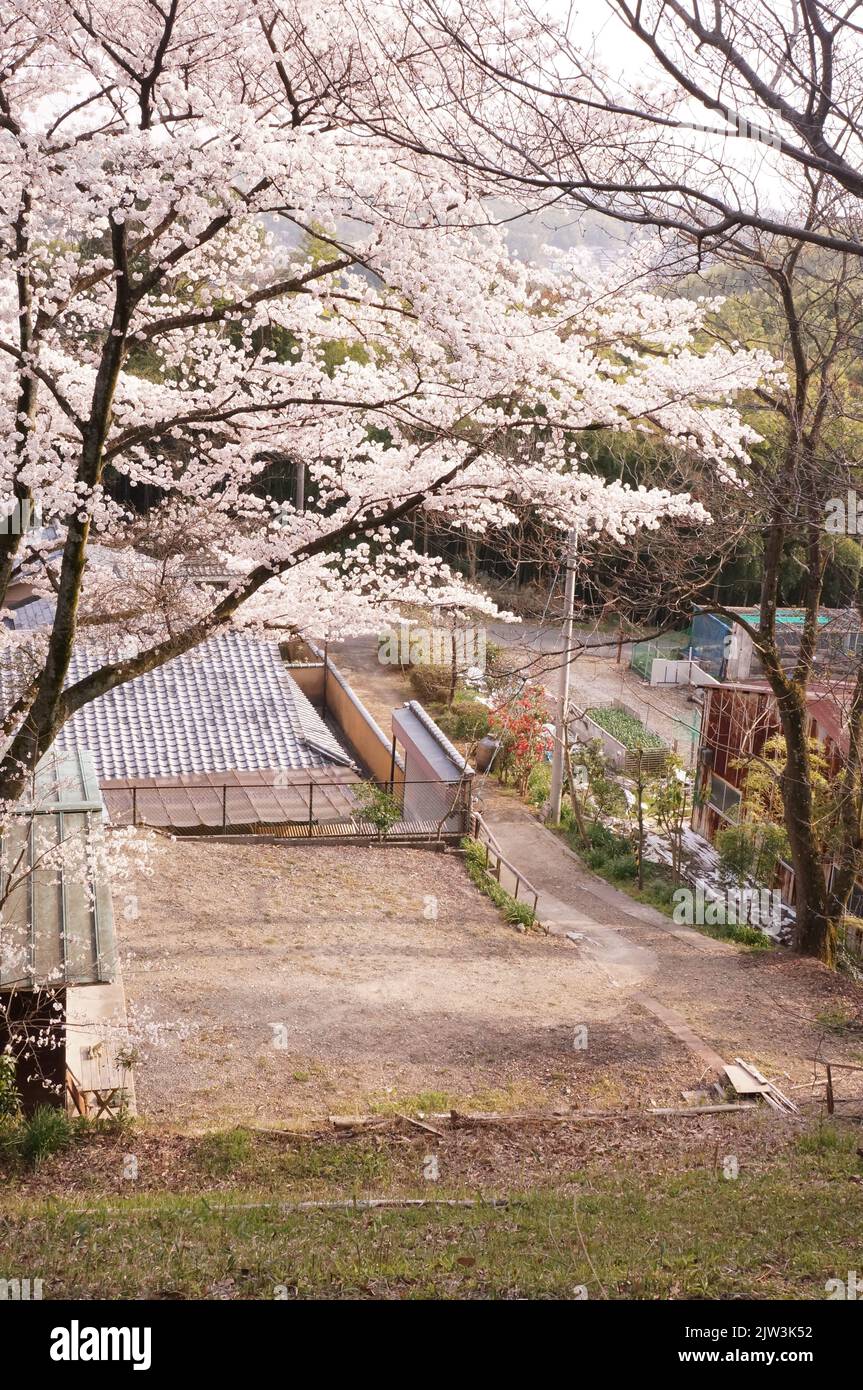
[5,597,57,630]
[28,631,355,781]
[2,602,353,778]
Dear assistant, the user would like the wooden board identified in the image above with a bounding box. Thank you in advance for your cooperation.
[724,1063,767,1096]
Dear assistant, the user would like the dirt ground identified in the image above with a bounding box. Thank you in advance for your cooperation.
[119,831,863,1132]
[121,838,701,1129]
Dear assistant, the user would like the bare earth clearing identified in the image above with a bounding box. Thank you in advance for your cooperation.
[120,627,863,1132]
[123,839,694,1128]
[122,834,863,1131]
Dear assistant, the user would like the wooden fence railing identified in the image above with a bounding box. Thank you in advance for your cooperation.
[468,813,541,918]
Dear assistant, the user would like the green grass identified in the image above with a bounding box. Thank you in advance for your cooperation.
[816,1004,861,1036]
[368,1083,542,1117]
[197,1128,255,1176]
[461,837,536,929]
[196,1130,392,1187]
[2,1139,860,1299]
[693,918,773,949]
[796,1122,857,1160]
[370,1090,454,1116]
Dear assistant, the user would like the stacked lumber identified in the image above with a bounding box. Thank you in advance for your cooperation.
[724,1059,799,1115]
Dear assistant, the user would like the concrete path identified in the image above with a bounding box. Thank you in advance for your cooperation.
[481,798,736,1068]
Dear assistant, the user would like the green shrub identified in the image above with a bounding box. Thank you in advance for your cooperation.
[642,879,677,912]
[581,822,633,872]
[606,851,638,880]
[693,919,772,949]
[20,1105,74,1166]
[352,783,403,838]
[0,1117,21,1161]
[527,761,551,807]
[585,847,609,871]
[0,1054,20,1119]
[586,821,622,852]
[461,838,537,929]
[722,922,772,948]
[408,663,453,705]
[577,740,628,820]
[716,822,788,886]
[434,699,490,741]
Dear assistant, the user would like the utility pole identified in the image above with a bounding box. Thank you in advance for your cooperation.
[549,527,578,823]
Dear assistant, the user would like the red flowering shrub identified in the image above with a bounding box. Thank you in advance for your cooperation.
[489,685,553,794]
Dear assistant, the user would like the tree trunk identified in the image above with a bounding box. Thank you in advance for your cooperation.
[448,630,458,706]
[774,683,836,962]
[636,751,645,891]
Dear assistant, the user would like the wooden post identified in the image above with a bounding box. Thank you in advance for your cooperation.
[308,780,314,834]
[636,750,645,891]
[222,783,227,833]
[826,1064,835,1115]
[131,785,137,826]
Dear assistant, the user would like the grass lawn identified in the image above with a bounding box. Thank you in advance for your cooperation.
[2,1124,860,1299]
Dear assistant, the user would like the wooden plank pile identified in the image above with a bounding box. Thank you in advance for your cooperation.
[724,1058,799,1115]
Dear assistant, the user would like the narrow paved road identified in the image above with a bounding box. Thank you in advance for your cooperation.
[482,795,727,994]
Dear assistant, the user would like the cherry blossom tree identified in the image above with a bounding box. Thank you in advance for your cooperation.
[0,0,775,812]
[315,1,863,964]
[343,1,863,259]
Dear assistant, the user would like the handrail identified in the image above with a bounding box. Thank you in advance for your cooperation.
[468,813,541,915]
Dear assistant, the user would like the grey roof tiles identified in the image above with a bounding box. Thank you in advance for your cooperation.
[3,610,352,780]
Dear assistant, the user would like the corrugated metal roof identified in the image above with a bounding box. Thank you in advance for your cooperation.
[0,748,116,990]
[101,767,362,831]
